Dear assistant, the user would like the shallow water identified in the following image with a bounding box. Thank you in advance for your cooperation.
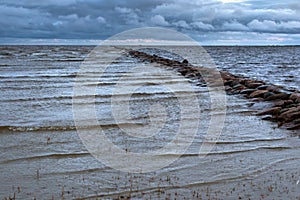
[0,45,299,199]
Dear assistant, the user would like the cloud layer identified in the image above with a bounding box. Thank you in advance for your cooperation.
[1,0,300,44]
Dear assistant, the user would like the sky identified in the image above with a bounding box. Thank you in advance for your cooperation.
[1,0,300,45]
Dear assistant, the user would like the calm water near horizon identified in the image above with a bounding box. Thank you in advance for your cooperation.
[0,45,299,199]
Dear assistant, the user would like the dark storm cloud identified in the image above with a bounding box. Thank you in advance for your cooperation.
[0,0,300,44]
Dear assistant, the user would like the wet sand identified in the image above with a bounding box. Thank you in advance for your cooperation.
[1,94,299,199]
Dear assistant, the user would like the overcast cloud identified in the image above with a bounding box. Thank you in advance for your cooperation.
[1,0,300,45]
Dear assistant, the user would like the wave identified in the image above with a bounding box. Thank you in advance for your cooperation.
[0,74,78,79]
[159,146,292,158]
[0,95,73,103]
[203,138,286,144]
[0,90,182,103]
[0,152,90,164]
[25,58,84,62]
[0,125,76,132]
[0,122,145,132]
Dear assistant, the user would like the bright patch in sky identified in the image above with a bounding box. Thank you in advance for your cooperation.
[220,0,244,3]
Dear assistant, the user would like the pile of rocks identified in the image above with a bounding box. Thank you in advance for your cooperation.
[221,71,300,130]
[128,50,300,131]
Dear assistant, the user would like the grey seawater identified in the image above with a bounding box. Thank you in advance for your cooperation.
[206,46,300,91]
[0,46,299,199]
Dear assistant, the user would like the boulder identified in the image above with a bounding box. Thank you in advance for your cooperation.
[293,118,300,124]
[232,84,244,90]
[263,92,275,99]
[239,79,247,85]
[178,68,188,76]
[273,100,294,107]
[230,79,241,87]
[248,82,263,89]
[287,124,300,130]
[257,85,270,90]
[280,108,291,114]
[249,90,269,98]
[284,116,300,130]
[264,93,290,101]
[250,97,264,102]
[289,111,300,121]
[262,116,273,121]
[277,89,293,95]
[224,80,233,86]
[240,89,257,95]
[225,85,232,91]
[257,107,281,116]
[266,85,280,92]
[182,59,189,65]
[290,93,300,103]
[278,106,300,122]
[227,89,241,95]
[186,72,197,78]
[285,104,299,109]
[274,100,285,107]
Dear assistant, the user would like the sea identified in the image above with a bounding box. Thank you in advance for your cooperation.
[0,45,299,199]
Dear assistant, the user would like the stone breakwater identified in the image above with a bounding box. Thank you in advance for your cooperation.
[128,50,300,131]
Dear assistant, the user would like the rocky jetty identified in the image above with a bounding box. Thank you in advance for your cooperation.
[128,50,300,131]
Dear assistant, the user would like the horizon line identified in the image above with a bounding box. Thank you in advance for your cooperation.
[1,37,300,46]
